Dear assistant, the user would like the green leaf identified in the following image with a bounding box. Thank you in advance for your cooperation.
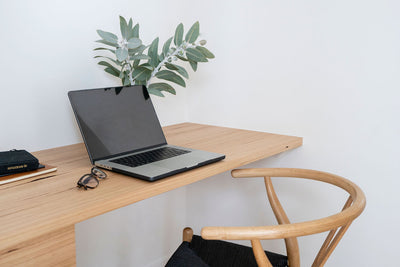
[97,30,118,43]
[126,22,139,40]
[174,23,184,46]
[135,80,146,86]
[148,83,176,95]
[98,60,119,70]
[176,55,188,61]
[138,63,154,70]
[119,67,125,78]
[123,72,131,86]
[186,48,208,62]
[189,61,198,71]
[165,63,178,70]
[94,47,116,54]
[148,37,159,67]
[127,37,142,49]
[95,39,118,47]
[131,54,151,60]
[163,37,173,56]
[185,21,199,43]
[132,23,139,38]
[119,16,129,39]
[147,88,165,97]
[128,18,133,29]
[104,67,120,77]
[132,67,151,82]
[116,48,129,61]
[195,46,215,59]
[165,63,189,79]
[155,70,186,87]
[122,75,131,86]
[129,44,147,55]
[94,56,121,66]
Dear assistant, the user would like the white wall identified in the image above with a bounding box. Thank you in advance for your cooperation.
[184,1,400,266]
[1,0,399,266]
[0,0,189,152]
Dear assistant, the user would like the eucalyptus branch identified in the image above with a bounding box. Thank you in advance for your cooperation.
[146,41,196,87]
[94,17,214,97]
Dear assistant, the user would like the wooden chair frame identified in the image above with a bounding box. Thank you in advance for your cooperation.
[195,168,366,267]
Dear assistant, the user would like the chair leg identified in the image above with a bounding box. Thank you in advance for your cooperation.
[251,239,273,267]
[183,227,194,242]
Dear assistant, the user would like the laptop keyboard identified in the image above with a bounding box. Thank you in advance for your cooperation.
[110,147,190,168]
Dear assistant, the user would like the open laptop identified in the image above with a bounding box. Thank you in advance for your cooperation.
[68,85,225,182]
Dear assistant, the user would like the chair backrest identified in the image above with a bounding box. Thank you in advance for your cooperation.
[201,168,366,267]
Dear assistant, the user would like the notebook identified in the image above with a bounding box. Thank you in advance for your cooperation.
[68,85,225,182]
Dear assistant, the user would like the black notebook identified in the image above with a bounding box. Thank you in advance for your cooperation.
[0,149,39,176]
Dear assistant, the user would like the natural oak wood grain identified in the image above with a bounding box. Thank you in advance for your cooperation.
[201,168,366,267]
[0,226,75,267]
[251,239,272,267]
[312,196,353,267]
[0,123,302,266]
[265,176,300,267]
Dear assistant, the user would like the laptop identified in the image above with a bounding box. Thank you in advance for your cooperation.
[68,85,225,182]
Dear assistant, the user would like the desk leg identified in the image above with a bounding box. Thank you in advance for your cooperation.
[0,225,76,267]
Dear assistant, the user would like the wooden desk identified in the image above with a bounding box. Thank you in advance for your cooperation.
[0,123,302,266]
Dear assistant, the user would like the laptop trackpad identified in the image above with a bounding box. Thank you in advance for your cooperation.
[132,165,173,177]
[153,155,204,170]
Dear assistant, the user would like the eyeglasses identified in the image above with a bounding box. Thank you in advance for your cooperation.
[77,167,107,190]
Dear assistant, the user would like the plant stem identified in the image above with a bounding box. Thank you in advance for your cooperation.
[125,62,134,85]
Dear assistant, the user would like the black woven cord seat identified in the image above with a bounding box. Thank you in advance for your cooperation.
[166,235,288,267]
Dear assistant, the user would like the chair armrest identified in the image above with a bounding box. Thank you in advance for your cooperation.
[201,222,321,241]
[201,218,346,240]
[201,201,364,241]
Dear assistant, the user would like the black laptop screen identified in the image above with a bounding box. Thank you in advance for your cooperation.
[68,86,167,163]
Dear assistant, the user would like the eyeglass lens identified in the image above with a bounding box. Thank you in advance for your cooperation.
[77,167,107,190]
[91,167,107,179]
[78,174,99,189]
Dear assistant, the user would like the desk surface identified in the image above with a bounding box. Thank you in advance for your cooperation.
[0,123,302,255]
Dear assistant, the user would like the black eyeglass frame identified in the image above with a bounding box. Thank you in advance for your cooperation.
[77,167,107,190]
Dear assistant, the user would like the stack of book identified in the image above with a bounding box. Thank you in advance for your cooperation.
[0,149,56,185]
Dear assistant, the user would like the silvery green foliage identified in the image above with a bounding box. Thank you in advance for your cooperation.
[94,16,215,97]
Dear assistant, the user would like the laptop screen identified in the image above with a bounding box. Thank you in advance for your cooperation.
[68,86,167,163]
